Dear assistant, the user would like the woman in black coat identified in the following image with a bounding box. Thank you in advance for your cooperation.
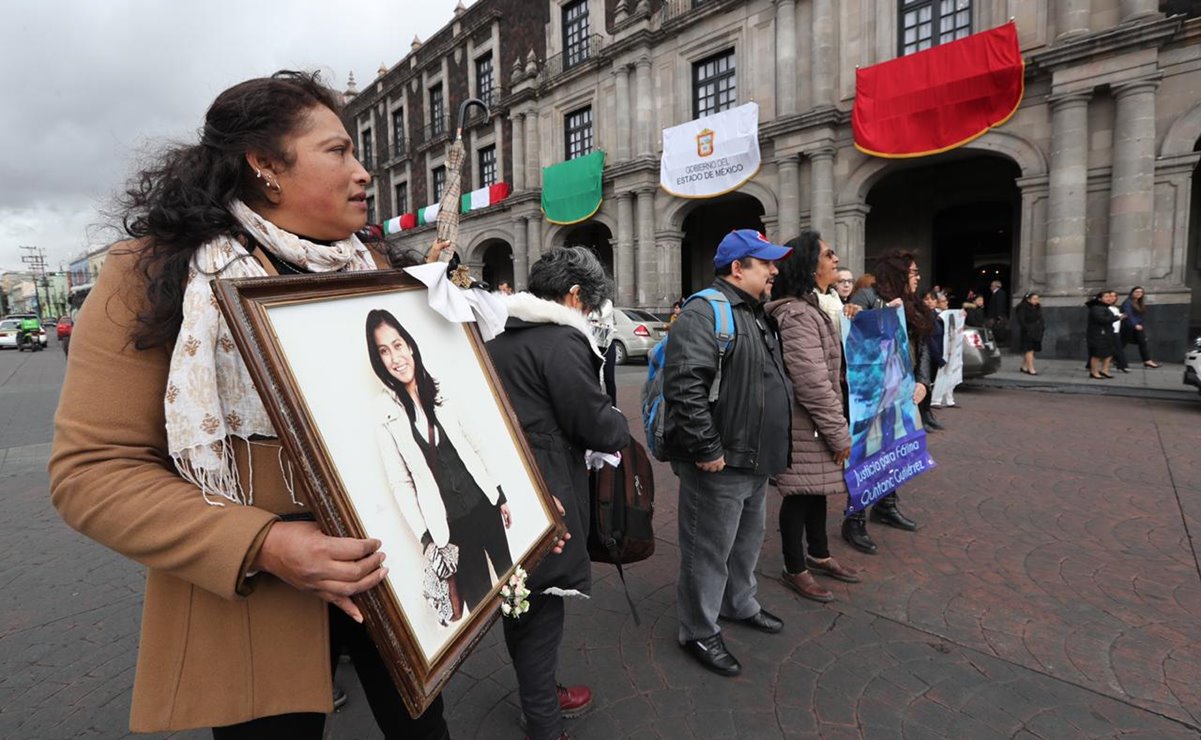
[487,246,629,740]
[1015,292,1045,375]
[1085,291,1116,379]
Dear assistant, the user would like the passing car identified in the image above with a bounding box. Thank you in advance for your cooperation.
[961,325,1002,379]
[0,319,19,349]
[1184,337,1201,396]
[57,316,74,340]
[611,308,669,364]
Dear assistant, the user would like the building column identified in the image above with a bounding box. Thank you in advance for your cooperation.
[1119,0,1159,22]
[776,155,801,242]
[616,192,636,305]
[527,214,543,264]
[834,203,870,276]
[1015,175,1051,295]
[808,146,836,238]
[635,187,657,305]
[1107,78,1160,287]
[1046,92,1092,293]
[775,0,798,116]
[511,112,526,191]
[525,110,540,189]
[634,56,654,157]
[655,229,685,310]
[811,0,835,107]
[613,65,632,162]
[1056,0,1091,40]
[512,215,529,290]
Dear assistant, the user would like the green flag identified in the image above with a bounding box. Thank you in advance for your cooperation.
[541,150,606,225]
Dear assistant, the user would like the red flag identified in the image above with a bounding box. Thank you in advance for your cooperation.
[489,182,512,204]
[400,213,417,230]
[852,22,1024,158]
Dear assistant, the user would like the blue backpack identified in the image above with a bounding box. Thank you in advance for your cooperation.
[640,288,735,462]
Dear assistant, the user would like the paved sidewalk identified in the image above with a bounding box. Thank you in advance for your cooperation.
[4,362,1199,739]
[328,385,1201,739]
[964,355,1198,403]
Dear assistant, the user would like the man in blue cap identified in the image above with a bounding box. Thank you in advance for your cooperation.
[661,229,794,677]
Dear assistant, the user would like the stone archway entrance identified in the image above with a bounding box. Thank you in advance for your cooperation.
[865,155,1021,309]
[679,192,766,299]
[560,222,614,277]
[478,239,514,290]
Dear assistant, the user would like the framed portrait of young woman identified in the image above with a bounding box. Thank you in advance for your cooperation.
[213,269,565,718]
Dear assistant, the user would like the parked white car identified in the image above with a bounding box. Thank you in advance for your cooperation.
[1184,337,1201,396]
[0,319,19,349]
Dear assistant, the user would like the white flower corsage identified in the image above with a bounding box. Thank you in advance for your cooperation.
[500,565,531,619]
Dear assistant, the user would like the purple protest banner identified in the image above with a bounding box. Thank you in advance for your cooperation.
[840,305,936,515]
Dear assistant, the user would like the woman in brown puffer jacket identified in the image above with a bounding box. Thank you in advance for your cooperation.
[767,231,862,603]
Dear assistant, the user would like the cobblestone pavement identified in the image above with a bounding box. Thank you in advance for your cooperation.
[2,345,1199,739]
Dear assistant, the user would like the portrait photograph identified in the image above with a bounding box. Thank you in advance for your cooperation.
[213,271,563,717]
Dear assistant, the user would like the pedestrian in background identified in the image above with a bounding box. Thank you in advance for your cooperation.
[1015,292,1045,375]
[1105,290,1130,373]
[662,229,793,678]
[834,267,855,304]
[48,71,450,739]
[1086,290,1116,379]
[919,290,945,430]
[1121,286,1161,369]
[767,231,860,604]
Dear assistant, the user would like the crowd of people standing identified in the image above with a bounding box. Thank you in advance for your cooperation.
[45,68,1172,740]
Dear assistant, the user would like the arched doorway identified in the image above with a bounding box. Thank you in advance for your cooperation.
[478,239,514,290]
[865,155,1021,307]
[560,222,614,277]
[679,192,766,299]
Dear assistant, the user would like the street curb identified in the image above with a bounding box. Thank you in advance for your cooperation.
[964,378,1201,404]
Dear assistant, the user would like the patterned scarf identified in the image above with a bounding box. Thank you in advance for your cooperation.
[165,200,375,505]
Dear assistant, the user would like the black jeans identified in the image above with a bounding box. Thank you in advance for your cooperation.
[212,607,448,740]
[503,593,566,740]
[780,494,830,573]
[1126,328,1152,362]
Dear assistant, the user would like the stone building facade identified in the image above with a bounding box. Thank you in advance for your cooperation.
[344,0,1201,359]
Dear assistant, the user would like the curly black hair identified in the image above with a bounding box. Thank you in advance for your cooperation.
[121,71,344,349]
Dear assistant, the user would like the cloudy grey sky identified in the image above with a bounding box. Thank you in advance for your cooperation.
[0,0,466,273]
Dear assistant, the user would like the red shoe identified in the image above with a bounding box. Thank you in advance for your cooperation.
[557,684,592,718]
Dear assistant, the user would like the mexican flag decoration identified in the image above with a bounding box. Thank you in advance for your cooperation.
[852,22,1024,158]
[461,182,512,214]
[382,213,418,235]
[541,150,606,225]
[417,203,441,226]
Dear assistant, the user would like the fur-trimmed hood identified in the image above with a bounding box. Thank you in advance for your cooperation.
[502,292,603,359]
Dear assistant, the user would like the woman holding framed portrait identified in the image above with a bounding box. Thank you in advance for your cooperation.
[366,309,514,624]
[48,72,448,739]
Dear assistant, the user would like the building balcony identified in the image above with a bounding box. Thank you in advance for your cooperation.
[415,116,450,150]
[661,0,740,27]
[382,139,409,167]
[542,35,604,82]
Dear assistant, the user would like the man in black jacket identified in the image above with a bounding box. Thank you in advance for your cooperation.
[662,229,793,678]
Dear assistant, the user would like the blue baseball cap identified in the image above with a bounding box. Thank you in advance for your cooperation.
[713,229,793,268]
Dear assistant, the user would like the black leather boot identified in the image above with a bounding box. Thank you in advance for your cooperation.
[921,409,944,430]
[871,493,918,531]
[841,511,877,554]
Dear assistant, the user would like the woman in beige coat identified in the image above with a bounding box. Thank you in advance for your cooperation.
[49,72,449,739]
[767,231,862,603]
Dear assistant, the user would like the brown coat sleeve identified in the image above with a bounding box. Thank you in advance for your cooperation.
[776,300,852,453]
[48,243,277,602]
